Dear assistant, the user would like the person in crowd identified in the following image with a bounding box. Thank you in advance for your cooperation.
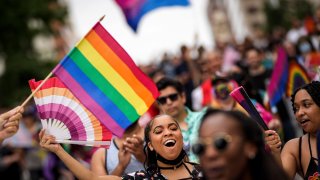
[191,49,224,111]
[194,108,288,180]
[0,106,24,145]
[210,76,282,132]
[156,77,205,162]
[39,114,202,179]
[242,47,296,142]
[268,81,320,179]
[90,121,145,176]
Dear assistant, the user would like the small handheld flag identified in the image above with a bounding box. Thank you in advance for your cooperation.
[286,59,310,97]
[230,86,269,130]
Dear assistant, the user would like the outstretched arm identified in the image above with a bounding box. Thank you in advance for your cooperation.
[39,130,121,180]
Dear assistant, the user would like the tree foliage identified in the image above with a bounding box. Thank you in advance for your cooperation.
[0,0,67,107]
[264,0,313,33]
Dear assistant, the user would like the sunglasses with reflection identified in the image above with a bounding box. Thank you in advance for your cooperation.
[192,134,232,156]
[157,93,179,105]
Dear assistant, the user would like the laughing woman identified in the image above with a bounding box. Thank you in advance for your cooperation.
[39,114,202,180]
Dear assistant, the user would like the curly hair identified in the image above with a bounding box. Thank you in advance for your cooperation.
[291,81,320,113]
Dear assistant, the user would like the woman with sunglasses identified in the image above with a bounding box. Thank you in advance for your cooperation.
[193,108,288,180]
[39,114,202,179]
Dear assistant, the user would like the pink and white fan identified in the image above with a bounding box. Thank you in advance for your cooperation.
[29,77,112,147]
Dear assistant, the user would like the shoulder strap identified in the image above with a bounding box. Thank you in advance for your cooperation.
[104,148,108,174]
[299,136,304,177]
[307,133,318,161]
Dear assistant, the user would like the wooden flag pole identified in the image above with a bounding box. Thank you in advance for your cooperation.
[99,15,105,22]
[20,72,53,108]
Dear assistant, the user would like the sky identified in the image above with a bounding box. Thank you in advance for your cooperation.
[67,0,213,65]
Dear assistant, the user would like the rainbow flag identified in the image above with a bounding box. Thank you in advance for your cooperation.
[267,47,288,107]
[286,59,310,97]
[52,22,159,137]
[115,0,190,31]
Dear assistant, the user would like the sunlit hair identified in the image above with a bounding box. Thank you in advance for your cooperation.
[199,108,288,180]
[291,81,320,113]
[143,114,183,174]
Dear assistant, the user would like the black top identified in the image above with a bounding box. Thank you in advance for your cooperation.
[299,134,319,180]
[121,162,202,180]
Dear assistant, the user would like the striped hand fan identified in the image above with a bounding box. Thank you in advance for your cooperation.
[29,77,112,147]
[230,86,269,130]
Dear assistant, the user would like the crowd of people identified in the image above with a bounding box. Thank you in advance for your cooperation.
[0,5,320,180]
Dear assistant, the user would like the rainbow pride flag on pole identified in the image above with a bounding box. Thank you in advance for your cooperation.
[115,0,190,31]
[52,21,159,137]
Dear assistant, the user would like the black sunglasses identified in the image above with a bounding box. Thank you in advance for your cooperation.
[192,134,232,156]
[157,93,179,105]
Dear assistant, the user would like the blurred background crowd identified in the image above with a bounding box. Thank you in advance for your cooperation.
[0,0,320,179]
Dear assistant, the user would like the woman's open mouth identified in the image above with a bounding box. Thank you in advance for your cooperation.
[164,139,176,147]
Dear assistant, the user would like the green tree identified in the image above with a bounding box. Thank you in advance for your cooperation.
[264,0,313,33]
[0,0,67,107]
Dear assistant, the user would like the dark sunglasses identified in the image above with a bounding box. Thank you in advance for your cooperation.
[192,134,232,156]
[157,93,179,105]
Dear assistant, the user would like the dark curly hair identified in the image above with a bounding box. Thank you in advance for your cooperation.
[291,81,320,113]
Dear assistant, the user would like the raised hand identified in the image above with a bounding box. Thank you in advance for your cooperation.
[39,129,62,153]
[123,134,145,162]
[265,130,282,154]
[0,106,23,142]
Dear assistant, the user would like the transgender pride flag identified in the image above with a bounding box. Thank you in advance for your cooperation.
[115,0,190,31]
[52,22,159,137]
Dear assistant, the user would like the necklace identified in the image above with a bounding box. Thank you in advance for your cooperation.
[156,150,186,170]
[158,161,184,170]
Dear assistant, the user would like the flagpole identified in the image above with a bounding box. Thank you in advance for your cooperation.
[99,15,105,22]
[20,72,53,108]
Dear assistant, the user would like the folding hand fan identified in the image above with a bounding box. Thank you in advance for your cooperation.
[29,77,112,147]
[229,86,269,130]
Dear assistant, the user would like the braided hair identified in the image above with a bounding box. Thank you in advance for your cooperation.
[291,81,320,113]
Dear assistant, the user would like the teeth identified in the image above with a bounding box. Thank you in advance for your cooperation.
[164,139,176,146]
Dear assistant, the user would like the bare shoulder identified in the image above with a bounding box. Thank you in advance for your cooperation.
[92,148,107,162]
[282,137,300,155]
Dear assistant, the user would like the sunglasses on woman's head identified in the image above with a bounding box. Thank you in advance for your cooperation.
[157,93,179,105]
[192,134,232,156]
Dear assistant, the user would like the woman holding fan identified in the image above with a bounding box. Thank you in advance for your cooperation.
[39,114,202,179]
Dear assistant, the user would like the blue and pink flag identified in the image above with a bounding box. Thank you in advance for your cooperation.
[52,22,159,137]
[267,47,288,107]
[115,0,190,31]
